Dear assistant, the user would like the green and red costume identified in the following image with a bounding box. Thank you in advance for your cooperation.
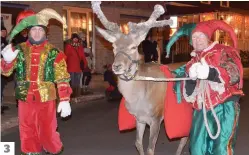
[183,20,244,155]
[1,9,70,155]
[166,21,244,155]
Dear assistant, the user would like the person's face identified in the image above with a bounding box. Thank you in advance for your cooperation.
[1,30,7,38]
[73,37,79,42]
[29,26,45,41]
[192,32,210,51]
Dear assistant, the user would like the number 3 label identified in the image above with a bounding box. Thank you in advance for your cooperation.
[0,142,15,155]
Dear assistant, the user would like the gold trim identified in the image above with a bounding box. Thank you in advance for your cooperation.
[54,59,70,83]
[20,43,31,81]
[38,44,52,82]
[37,82,57,102]
[1,60,17,77]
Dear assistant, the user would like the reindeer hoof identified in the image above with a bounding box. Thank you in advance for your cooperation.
[135,141,145,155]
[147,149,154,155]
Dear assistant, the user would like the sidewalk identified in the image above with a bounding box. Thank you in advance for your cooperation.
[1,74,108,133]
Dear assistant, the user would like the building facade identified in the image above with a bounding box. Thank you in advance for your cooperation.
[165,1,249,64]
[1,1,249,70]
[2,1,161,73]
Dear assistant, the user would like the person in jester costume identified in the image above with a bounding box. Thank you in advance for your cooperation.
[1,9,72,154]
[168,20,244,155]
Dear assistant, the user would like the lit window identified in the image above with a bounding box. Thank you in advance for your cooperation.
[62,7,93,48]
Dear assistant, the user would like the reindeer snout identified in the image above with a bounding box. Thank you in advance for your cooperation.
[112,64,123,72]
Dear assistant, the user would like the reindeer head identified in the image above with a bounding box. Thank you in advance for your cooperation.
[92,1,173,80]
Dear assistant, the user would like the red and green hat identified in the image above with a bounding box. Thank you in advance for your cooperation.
[9,8,67,43]
[192,20,237,48]
[16,9,36,25]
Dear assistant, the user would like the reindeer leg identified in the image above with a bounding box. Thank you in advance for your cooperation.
[175,137,188,155]
[147,120,161,155]
[135,121,146,155]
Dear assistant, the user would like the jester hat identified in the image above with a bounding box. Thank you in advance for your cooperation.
[9,8,67,42]
[16,10,36,25]
[166,23,196,58]
[192,20,237,48]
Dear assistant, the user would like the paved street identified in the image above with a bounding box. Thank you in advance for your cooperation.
[1,80,249,155]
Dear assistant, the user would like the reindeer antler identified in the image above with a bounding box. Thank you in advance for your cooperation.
[91,1,121,33]
[137,5,165,27]
[128,4,173,34]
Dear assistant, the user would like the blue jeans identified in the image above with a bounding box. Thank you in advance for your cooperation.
[69,72,81,88]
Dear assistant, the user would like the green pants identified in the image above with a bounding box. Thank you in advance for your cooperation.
[190,100,240,155]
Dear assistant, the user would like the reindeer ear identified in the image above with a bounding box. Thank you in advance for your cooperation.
[95,26,117,43]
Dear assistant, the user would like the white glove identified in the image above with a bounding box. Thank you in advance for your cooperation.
[1,44,19,63]
[196,58,210,79]
[57,101,72,118]
[189,62,201,79]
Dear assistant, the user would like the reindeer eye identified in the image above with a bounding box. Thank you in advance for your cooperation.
[131,46,137,50]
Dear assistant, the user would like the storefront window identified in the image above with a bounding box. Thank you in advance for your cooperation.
[70,12,87,40]
[177,14,200,27]
[62,9,68,41]
[216,12,244,47]
[200,13,215,22]
[62,7,93,48]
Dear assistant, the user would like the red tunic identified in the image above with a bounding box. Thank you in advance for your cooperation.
[184,42,244,110]
[1,40,72,102]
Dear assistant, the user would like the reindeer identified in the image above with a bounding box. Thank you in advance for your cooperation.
[92,2,188,155]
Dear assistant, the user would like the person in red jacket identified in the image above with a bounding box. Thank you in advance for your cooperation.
[64,33,88,97]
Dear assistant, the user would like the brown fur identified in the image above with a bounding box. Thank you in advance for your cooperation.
[136,63,167,117]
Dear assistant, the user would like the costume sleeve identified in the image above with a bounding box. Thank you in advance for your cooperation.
[182,60,198,103]
[207,68,222,83]
[205,48,240,87]
[185,80,197,96]
[54,52,72,102]
[200,48,242,95]
[219,49,241,86]
[1,58,16,77]
[1,45,18,77]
